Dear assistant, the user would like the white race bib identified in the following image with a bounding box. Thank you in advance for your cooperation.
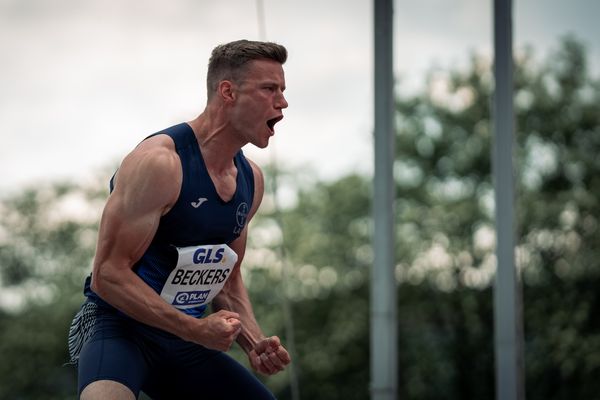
[160,244,238,309]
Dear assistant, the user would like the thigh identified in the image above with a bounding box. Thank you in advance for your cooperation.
[144,347,276,400]
[77,310,149,397]
[80,380,136,400]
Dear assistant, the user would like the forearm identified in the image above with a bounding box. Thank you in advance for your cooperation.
[92,265,199,341]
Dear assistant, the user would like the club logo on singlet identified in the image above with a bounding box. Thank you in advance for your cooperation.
[236,202,248,226]
[234,202,249,235]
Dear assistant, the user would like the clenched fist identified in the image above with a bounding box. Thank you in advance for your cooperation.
[249,336,291,375]
[191,310,242,351]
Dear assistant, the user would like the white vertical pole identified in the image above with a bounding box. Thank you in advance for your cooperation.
[371,0,397,399]
[492,0,525,399]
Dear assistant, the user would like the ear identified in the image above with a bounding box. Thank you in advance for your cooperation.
[218,80,236,103]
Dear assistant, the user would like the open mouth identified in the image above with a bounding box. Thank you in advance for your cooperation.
[266,116,284,133]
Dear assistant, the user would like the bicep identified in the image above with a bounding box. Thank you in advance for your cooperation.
[94,192,163,271]
[93,146,181,272]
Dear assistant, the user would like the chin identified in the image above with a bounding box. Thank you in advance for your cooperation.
[253,136,271,149]
[255,140,270,149]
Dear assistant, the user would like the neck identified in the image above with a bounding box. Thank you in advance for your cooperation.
[187,107,245,172]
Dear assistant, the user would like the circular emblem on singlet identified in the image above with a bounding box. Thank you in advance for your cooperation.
[236,202,249,227]
[175,292,190,304]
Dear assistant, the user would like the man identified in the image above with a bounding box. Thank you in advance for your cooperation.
[68,40,291,400]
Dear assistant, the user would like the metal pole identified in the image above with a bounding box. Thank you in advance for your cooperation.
[371,0,397,399]
[492,0,525,399]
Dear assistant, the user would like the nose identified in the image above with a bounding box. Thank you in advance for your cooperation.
[276,91,288,110]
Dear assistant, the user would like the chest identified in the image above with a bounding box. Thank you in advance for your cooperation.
[208,169,238,203]
[156,158,253,247]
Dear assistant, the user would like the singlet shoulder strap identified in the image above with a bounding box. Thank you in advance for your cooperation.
[109,123,195,192]
[146,123,195,151]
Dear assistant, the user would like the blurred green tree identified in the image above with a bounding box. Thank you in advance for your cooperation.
[0,177,107,399]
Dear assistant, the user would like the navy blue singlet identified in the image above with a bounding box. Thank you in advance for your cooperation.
[83,123,255,318]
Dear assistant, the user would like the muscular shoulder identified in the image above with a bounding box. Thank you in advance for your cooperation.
[246,158,264,219]
[246,158,264,189]
[112,134,182,215]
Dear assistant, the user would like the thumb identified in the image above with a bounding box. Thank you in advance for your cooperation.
[217,310,240,320]
[256,336,280,354]
[267,336,281,350]
[227,317,242,330]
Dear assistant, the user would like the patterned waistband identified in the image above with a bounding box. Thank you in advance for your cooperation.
[66,301,99,365]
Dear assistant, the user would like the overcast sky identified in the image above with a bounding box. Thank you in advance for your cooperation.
[1,0,598,195]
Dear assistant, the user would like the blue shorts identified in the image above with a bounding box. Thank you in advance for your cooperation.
[77,305,276,399]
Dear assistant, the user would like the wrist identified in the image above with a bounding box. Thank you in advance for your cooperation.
[176,314,205,343]
[237,330,264,354]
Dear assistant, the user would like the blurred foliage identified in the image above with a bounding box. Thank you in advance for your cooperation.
[0,36,599,399]
[250,35,600,400]
[0,176,108,399]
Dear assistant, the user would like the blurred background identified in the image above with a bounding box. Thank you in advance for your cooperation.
[1,0,599,399]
